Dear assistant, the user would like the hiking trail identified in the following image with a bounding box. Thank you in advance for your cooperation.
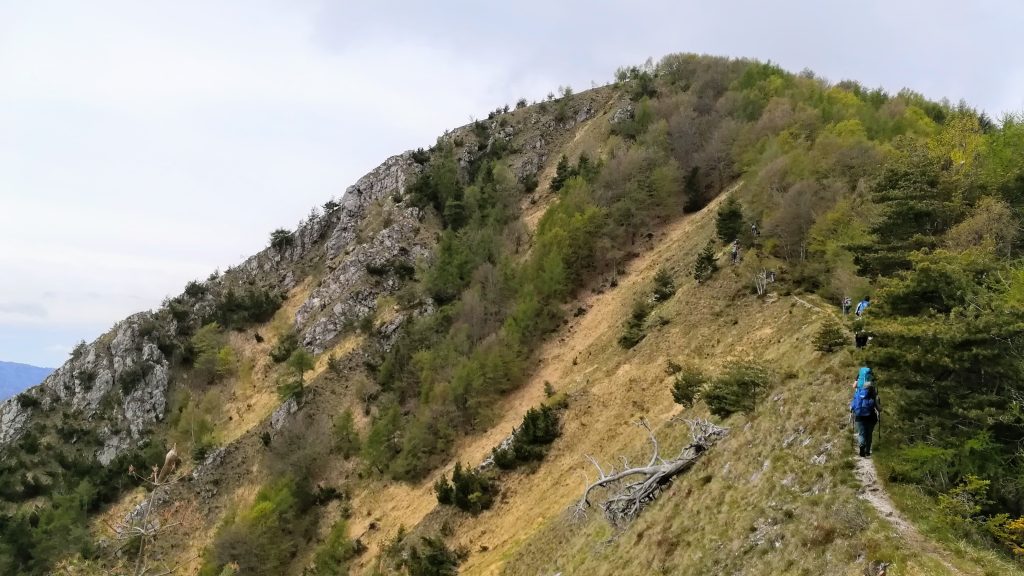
[853,455,969,575]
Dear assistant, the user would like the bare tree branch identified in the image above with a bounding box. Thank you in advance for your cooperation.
[574,418,727,526]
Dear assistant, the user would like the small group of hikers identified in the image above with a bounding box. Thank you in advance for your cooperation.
[841,295,872,348]
[728,224,761,265]
[841,295,870,317]
[850,366,881,457]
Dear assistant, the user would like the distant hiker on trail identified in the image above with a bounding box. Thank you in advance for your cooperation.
[731,239,740,264]
[855,330,869,348]
[853,366,873,390]
[855,296,871,317]
[850,382,881,457]
[750,222,760,237]
[841,296,852,316]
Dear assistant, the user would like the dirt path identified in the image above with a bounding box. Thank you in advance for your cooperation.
[853,456,917,536]
[853,455,970,575]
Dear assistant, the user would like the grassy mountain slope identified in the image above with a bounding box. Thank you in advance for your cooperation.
[349,190,1021,576]
[5,53,1024,576]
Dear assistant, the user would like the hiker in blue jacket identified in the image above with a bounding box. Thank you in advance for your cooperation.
[850,382,881,457]
[855,296,871,317]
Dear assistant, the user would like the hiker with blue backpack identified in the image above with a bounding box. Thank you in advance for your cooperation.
[850,374,881,458]
[855,296,871,317]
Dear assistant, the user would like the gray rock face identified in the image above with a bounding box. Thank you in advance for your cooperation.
[611,103,635,124]
[191,446,227,482]
[0,312,170,463]
[0,399,29,447]
[295,154,433,354]
[576,103,594,123]
[325,154,420,258]
[270,397,299,430]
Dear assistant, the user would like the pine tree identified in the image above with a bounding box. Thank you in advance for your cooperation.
[550,154,573,192]
[671,366,707,408]
[813,318,847,352]
[693,241,718,283]
[652,267,677,301]
[853,139,956,276]
[715,197,745,243]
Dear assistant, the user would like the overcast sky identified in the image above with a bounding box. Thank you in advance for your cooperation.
[1,1,1021,368]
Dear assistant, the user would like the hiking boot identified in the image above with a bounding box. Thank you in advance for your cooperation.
[858,446,866,457]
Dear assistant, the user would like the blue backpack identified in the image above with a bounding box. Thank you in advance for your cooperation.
[851,386,877,418]
[856,367,873,389]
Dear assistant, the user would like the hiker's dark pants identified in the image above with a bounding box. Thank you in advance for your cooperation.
[855,416,877,454]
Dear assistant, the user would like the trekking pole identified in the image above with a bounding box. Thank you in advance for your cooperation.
[876,411,881,446]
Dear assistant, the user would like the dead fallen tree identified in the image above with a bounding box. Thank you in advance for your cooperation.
[574,418,727,526]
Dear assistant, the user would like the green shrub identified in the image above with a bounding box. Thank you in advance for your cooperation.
[938,474,990,521]
[184,280,207,298]
[312,519,363,575]
[191,323,236,384]
[269,331,298,363]
[433,462,496,514]
[715,197,745,243]
[410,147,431,164]
[704,362,774,418]
[492,405,561,470]
[118,363,147,395]
[203,475,315,576]
[618,300,652,349]
[813,318,847,353]
[885,443,956,487]
[286,348,315,383]
[15,394,41,410]
[652,267,677,302]
[212,286,283,330]
[671,366,707,408]
[277,379,304,402]
[610,98,654,139]
[402,536,465,576]
[269,228,293,251]
[333,409,360,459]
[550,155,573,192]
[520,172,539,193]
[693,241,719,283]
[543,381,555,398]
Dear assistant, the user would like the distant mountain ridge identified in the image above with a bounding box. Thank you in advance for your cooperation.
[0,360,52,400]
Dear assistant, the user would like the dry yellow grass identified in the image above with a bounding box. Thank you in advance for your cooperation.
[215,276,316,445]
[350,187,1016,576]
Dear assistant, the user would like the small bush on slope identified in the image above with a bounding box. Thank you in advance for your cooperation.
[671,365,708,408]
[693,241,718,283]
[310,519,363,575]
[200,476,315,576]
[492,404,562,469]
[434,462,497,514]
[402,536,465,576]
[703,362,774,418]
[813,318,847,353]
